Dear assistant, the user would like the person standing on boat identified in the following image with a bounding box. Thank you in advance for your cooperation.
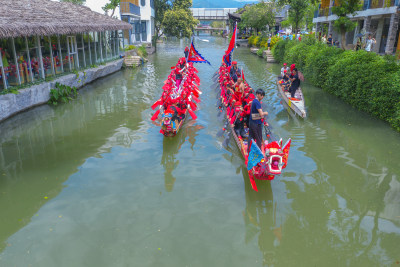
[184,46,189,58]
[248,89,268,152]
[289,68,300,98]
[230,61,241,83]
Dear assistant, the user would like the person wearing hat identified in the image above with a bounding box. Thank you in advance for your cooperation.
[281,70,290,90]
[184,46,189,58]
[280,63,289,78]
[174,66,183,88]
[233,101,246,138]
[289,68,301,98]
[230,61,241,83]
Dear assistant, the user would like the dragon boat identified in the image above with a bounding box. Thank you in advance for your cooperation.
[217,66,292,191]
[216,23,291,191]
[151,58,201,137]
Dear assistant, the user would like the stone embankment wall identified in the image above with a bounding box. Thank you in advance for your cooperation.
[0,59,124,123]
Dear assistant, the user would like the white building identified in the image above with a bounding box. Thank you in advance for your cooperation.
[313,0,399,54]
[120,0,155,45]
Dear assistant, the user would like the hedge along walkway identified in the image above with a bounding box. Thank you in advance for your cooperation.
[272,38,400,132]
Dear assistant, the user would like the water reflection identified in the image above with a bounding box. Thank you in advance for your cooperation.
[0,68,151,252]
[242,167,277,266]
[161,121,204,192]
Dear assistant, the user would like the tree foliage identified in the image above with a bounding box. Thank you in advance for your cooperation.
[102,0,120,17]
[60,0,86,5]
[162,0,198,39]
[155,0,172,39]
[240,2,275,34]
[331,0,361,49]
[276,0,310,33]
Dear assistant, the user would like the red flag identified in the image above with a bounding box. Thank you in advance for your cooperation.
[187,40,211,65]
[223,23,237,66]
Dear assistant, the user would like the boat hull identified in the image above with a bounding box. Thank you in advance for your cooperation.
[276,79,306,118]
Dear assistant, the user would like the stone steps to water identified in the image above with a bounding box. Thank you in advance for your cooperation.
[249,47,276,63]
[124,56,146,67]
[263,50,276,63]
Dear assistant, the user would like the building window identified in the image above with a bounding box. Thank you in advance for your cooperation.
[141,0,145,6]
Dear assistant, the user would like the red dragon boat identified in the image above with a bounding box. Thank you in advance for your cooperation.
[217,23,291,191]
[151,58,201,137]
[217,65,292,191]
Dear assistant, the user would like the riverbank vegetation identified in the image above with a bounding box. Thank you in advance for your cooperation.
[49,82,78,106]
[272,37,400,131]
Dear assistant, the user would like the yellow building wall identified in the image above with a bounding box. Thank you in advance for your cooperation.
[321,0,330,8]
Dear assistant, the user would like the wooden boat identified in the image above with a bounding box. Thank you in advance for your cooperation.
[151,59,201,137]
[276,79,306,118]
[217,69,291,192]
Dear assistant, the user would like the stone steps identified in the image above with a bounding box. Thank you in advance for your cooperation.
[263,50,276,63]
[124,56,143,67]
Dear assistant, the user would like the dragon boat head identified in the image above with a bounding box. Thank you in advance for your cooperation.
[251,139,291,180]
[161,112,176,132]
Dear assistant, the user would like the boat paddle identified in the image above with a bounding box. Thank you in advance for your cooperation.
[151,108,162,121]
[187,107,197,120]
[262,116,278,142]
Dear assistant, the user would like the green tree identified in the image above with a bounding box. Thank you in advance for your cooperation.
[60,0,86,5]
[102,0,120,17]
[331,0,361,49]
[276,0,309,33]
[240,2,275,34]
[154,0,172,42]
[210,21,225,29]
[162,0,198,39]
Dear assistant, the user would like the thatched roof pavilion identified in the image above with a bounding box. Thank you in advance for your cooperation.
[0,0,132,38]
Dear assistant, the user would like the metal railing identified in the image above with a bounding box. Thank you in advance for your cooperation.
[120,2,140,16]
[363,0,397,9]
[315,0,399,17]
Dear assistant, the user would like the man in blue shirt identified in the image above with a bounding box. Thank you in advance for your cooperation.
[248,89,268,152]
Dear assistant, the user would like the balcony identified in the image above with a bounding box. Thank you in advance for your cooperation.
[314,0,399,18]
[363,0,398,9]
[314,5,333,18]
[120,2,140,16]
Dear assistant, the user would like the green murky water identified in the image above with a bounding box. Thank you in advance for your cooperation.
[0,37,399,267]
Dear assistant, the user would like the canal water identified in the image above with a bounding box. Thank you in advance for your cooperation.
[0,36,399,267]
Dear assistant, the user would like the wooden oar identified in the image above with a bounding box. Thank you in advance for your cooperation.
[187,107,197,120]
[151,108,161,121]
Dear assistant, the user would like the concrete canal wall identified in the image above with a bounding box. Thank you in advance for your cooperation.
[0,59,124,123]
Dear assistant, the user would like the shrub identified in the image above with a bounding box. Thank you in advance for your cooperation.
[256,48,264,57]
[253,36,260,47]
[125,45,136,51]
[270,35,281,49]
[137,45,148,58]
[272,38,400,132]
[48,82,78,106]
[248,36,256,46]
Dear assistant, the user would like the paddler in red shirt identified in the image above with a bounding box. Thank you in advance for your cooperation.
[234,77,245,101]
